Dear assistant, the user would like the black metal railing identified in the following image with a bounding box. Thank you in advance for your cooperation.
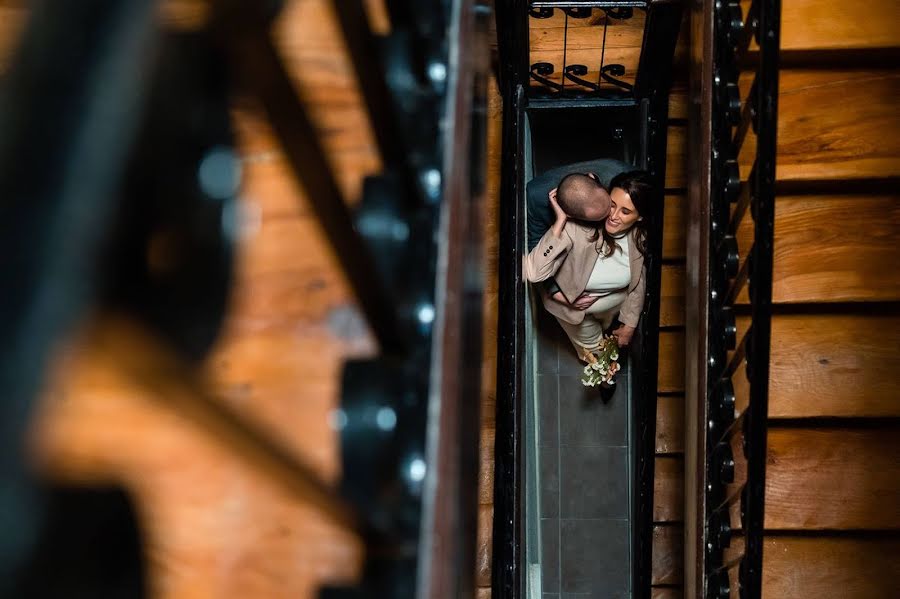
[527,2,648,98]
[0,1,488,597]
[703,0,779,597]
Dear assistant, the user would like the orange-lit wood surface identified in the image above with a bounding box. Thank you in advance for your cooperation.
[5,1,407,597]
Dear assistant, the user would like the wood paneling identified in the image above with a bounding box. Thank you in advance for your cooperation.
[654,456,685,523]
[661,264,686,327]
[665,125,687,189]
[731,313,900,419]
[475,74,503,598]
[475,504,493,588]
[658,330,685,393]
[760,428,900,530]
[738,69,900,182]
[479,426,495,505]
[652,525,684,585]
[663,194,686,260]
[734,194,900,304]
[761,537,900,599]
[668,85,688,121]
[0,2,26,72]
[652,588,684,599]
[656,395,685,454]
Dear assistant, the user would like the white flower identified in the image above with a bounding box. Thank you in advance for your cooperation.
[611,351,619,361]
[583,365,592,375]
[582,379,591,386]
[591,362,601,371]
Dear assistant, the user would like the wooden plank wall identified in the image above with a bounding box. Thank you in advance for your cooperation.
[5,1,400,597]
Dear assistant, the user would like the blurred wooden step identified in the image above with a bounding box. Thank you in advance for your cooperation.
[738,69,900,182]
[733,194,900,304]
[730,313,900,418]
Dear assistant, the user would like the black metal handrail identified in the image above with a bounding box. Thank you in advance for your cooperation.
[703,0,779,597]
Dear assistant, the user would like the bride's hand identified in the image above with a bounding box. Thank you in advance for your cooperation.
[613,324,635,346]
[572,292,599,311]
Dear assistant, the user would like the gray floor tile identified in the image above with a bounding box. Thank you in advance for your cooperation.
[558,376,627,446]
[558,336,587,376]
[559,446,628,519]
[537,374,559,447]
[541,518,560,593]
[560,519,629,595]
[536,309,560,374]
[540,446,560,518]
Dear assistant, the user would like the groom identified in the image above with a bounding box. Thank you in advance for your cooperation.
[525,157,633,308]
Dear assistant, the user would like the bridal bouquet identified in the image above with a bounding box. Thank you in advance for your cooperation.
[581,335,621,387]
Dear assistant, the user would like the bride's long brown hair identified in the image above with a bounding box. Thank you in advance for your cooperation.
[588,170,654,257]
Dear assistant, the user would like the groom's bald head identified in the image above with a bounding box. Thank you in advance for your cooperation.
[557,173,611,222]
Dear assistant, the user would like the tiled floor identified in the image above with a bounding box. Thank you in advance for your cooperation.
[534,306,631,599]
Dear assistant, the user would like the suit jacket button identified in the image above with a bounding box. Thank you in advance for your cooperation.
[549,245,553,249]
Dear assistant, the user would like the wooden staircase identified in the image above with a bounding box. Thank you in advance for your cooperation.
[684,0,900,597]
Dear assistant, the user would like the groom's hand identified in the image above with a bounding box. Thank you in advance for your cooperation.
[549,188,567,224]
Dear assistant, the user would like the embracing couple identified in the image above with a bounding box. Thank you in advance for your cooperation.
[523,159,653,364]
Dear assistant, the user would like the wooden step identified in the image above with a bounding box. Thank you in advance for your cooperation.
[660,264,686,327]
[663,193,686,260]
[742,0,900,52]
[729,313,900,419]
[733,194,900,304]
[738,69,900,182]
[656,395,685,454]
[723,535,900,598]
[652,524,684,585]
[728,427,900,530]
[658,330,685,393]
[666,124,687,189]
[654,456,685,523]
[760,536,900,599]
